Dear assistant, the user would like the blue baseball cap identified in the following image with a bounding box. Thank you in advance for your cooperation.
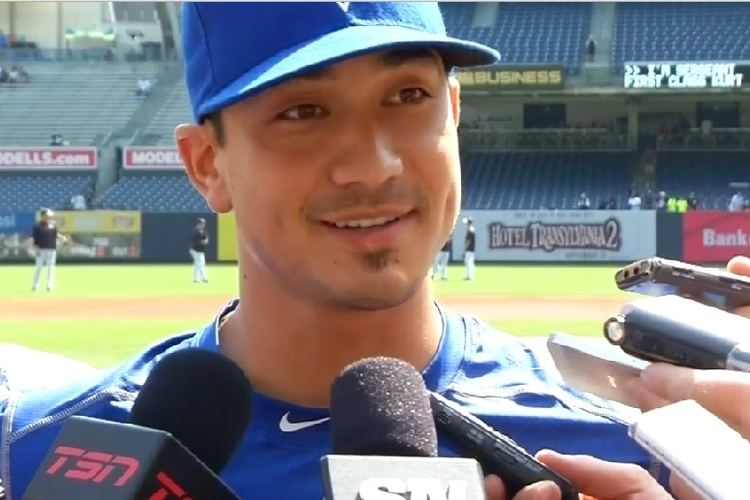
[182,2,500,122]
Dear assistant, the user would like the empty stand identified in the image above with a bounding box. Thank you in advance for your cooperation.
[95,172,209,212]
[0,173,95,212]
[0,62,158,146]
[613,3,750,71]
[440,2,592,74]
[143,82,193,145]
[461,151,634,209]
[655,152,750,209]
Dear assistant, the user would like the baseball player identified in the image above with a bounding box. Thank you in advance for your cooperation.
[30,208,65,292]
[189,217,209,283]
[463,217,476,280]
[433,236,451,280]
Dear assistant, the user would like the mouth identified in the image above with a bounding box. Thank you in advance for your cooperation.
[318,210,416,250]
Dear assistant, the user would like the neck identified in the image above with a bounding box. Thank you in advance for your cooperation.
[219,266,442,408]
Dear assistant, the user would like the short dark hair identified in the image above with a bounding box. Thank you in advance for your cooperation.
[203,111,226,146]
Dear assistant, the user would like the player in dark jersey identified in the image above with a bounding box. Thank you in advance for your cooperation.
[30,208,65,291]
[463,217,476,281]
[190,217,209,283]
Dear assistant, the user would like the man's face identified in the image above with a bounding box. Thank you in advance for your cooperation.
[205,49,461,310]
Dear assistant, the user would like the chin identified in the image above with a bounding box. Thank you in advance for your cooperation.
[330,272,424,311]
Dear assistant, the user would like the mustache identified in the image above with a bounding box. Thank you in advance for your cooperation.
[306,180,428,216]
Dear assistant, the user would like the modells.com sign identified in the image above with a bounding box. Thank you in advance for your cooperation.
[123,147,183,170]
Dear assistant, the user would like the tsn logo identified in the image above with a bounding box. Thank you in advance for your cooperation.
[357,477,468,500]
[45,446,192,499]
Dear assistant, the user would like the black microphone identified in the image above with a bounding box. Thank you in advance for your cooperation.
[24,348,252,500]
[321,356,487,500]
[604,294,750,371]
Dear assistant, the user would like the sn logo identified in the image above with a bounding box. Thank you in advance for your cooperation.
[357,477,468,500]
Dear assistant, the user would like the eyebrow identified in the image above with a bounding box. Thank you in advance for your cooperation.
[297,48,441,81]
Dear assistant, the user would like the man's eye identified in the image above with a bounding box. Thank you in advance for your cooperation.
[278,104,325,120]
[389,87,431,104]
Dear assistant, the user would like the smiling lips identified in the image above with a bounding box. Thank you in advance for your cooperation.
[321,210,415,250]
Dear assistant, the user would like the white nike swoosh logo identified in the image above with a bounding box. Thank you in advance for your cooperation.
[278,412,330,432]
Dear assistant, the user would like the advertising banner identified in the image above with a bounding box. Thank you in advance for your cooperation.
[451,210,657,262]
[0,212,35,260]
[454,65,565,90]
[624,62,750,89]
[683,211,750,263]
[0,211,142,261]
[123,147,183,170]
[0,147,97,170]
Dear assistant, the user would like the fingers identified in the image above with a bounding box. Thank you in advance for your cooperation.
[638,363,750,438]
[727,255,750,276]
[535,450,668,499]
[669,475,705,500]
[483,474,561,500]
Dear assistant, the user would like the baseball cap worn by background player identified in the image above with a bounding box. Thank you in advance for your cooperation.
[182,2,501,122]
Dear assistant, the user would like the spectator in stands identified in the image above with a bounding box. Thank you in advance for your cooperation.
[0,65,8,84]
[627,189,642,210]
[687,191,700,210]
[70,193,87,210]
[676,196,688,213]
[606,197,618,209]
[9,64,30,84]
[190,217,209,283]
[655,190,667,210]
[729,192,745,212]
[49,133,69,147]
[576,192,591,209]
[136,78,154,96]
[642,189,654,209]
[30,208,66,292]
[585,34,596,62]
[666,196,678,213]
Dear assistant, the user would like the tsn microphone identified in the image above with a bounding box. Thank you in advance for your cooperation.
[321,357,487,500]
[604,294,750,371]
[24,348,252,500]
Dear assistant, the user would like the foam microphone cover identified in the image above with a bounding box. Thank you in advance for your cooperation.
[129,348,253,472]
[330,356,437,457]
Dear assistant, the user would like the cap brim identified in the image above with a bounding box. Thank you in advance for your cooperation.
[196,25,500,120]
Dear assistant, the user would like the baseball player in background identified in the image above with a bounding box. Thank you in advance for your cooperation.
[463,217,476,280]
[433,235,451,280]
[30,208,66,292]
[189,217,209,283]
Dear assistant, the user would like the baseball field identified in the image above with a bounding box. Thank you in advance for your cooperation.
[0,263,635,368]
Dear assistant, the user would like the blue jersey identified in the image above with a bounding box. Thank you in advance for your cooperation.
[0,301,663,499]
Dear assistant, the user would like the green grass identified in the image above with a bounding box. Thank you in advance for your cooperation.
[489,319,603,338]
[0,263,624,366]
[0,319,198,368]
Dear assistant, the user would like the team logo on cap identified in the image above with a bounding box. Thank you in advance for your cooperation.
[337,2,350,12]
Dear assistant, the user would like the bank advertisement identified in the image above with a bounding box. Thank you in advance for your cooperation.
[683,211,750,263]
[452,210,657,262]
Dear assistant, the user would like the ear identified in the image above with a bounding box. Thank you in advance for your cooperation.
[447,76,461,127]
[175,124,233,213]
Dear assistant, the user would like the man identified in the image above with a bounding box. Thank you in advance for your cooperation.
[30,208,64,292]
[576,192,590,209]
[463,217,476,280]
[190,217,209,283]
[433,236,451,280]
[0,4,733,498]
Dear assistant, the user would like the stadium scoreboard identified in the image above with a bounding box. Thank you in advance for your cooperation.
[624,62,750,89]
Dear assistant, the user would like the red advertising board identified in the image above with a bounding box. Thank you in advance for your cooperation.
[683,211,750,263]
[0,147,97,170]
[123,147,183,170]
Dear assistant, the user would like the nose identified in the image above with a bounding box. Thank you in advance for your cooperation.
[329,121,404,188]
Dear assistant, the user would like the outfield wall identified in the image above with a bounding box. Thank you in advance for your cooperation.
[1,210,747,263]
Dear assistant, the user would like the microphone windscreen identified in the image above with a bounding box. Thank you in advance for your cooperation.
[330,356,437,457]
[130,348,252,472]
